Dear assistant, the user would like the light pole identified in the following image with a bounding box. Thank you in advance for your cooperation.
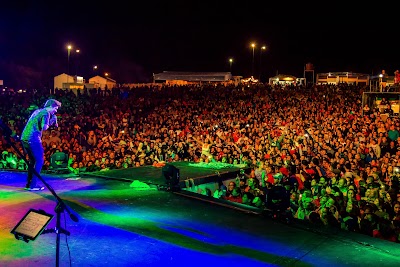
[251,43,256,77]
[259,45,266,81]
[75,49,80,75]
[229,58,233,72]
[104,73,109,90]
[67,44,72,87]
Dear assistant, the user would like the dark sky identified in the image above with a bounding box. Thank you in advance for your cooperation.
[0,1,399,88]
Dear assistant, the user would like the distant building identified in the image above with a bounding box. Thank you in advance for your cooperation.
[54,73,96,95]
[54,73,74,90]
[153,71,234,85]
[88,75,116,90]
[54,73,88,91]
[268,74,305,85]
[54,73,116,94]
[368,70,399,92]
[316,72,370,85]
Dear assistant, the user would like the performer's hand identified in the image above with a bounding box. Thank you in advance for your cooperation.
[50,114,58,127]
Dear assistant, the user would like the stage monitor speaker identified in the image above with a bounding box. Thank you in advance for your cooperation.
[48,151,70,174]
[162,164,180,191]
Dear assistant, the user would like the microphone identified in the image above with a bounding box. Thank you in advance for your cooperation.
[49,114,58,127]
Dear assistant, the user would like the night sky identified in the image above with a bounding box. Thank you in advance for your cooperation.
[0,1,399,88]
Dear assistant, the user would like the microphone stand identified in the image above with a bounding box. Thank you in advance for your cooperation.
[0,119,79,267]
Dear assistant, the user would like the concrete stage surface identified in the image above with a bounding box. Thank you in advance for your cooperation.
[0,165,399,267]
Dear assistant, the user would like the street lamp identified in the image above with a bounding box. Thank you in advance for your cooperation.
[251,43,256,77]
[75,49,80,73]
[259,45,266,81]
[75,49,80,75]
[67,45,72,75]
[67,44,72,86]
[229,58,233,72]
[104,73,109,90]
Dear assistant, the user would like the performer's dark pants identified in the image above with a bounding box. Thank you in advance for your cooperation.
[22,141,44,188]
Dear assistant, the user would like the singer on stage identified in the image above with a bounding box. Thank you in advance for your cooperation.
[21,99,61,191]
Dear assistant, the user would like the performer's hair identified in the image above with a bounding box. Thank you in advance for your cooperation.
[44,99,62,108]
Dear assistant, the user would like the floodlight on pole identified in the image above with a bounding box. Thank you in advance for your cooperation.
[75,49,80,75]
[379,73,383,92]
[104,73,109,90]
[259,45,266,80]
[251,43,256,77]
[67,44,72,87]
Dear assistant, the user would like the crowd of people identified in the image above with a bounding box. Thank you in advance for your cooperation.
[1,82,400,243]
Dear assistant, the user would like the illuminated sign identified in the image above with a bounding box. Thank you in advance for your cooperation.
[70,85,84,89]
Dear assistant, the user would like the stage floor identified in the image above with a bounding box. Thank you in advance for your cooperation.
[1,169,399,267]
[80,161,244,187]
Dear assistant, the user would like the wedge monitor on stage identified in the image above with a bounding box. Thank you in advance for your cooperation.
[162,164,180,190]
[11,209,54,242]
